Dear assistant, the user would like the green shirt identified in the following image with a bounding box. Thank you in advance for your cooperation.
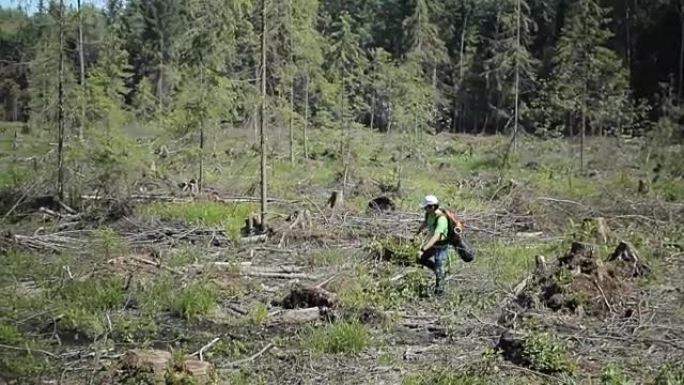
[426,211,449,241]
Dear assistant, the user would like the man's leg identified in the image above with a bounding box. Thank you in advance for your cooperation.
[433,246,448,295]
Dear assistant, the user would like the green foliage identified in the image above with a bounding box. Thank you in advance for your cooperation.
[601,363,632,385]
[523,332,576,374]
[171,281,218,320]
[0,323,50,379]
[304,321,370,355]
[654,363,684,385]
[93,226,127,259]
[250,303,269,325]
[401,369,492,385]
[137,201,256,239]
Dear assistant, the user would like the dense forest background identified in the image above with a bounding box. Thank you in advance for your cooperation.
[1,0,683,141]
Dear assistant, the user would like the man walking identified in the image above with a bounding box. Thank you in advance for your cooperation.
[415,195,449,296]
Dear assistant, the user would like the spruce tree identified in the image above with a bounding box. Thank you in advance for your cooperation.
[547,0,631,170]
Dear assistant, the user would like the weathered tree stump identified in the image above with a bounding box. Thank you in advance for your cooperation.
[121,349,171,380]
[327,190,343,209]
[181,360,213,385]
[608,241,650,277]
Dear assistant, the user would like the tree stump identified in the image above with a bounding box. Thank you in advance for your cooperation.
[609,241,650,277]
[182,360,213,385]
[121,349,171,381]
[327,190,343,209]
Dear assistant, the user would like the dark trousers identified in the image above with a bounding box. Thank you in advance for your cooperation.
[419,244,449,293]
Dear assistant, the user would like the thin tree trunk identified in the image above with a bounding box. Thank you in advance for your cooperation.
[679,2,684,100]
[432,65,437,133]
[512,0,520,153]
[57,0,66,200]
[157,38,164,118]
[304,72,309,159]
[370,92,375,131]
[254,66,259,141]
[288,0,295,166]
[77,0,85,140]
[199,66,205,193]
[625,1,631,70]
[581,97,586,173]
[458,12,468,134]
[259,0,268,228]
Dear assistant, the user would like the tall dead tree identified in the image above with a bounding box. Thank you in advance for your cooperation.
[57,0,66,200]
[77,0,86,140]
[512,0,520,153]
[288,0,295,166]
[259,0,268,228]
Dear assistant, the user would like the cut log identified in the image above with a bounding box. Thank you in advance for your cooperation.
[272,307,323,324]
[201,262,317,280]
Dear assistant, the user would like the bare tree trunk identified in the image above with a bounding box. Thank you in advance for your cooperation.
[625,0,631,70]
[581,96,586,173]
[57,0,66,200]
[369,92,375,132]
[431,65,437,134]
[289,80,295,166]
[512,0,520,153]
[259,0,268,229]
[458,12,468,134]
[288,0,295,166]
[254,66,259,141]
[77,0,85,140]
[679,2,684,100]
[157,38,164,118]
[199,66,205,193]
[304,72,309,159]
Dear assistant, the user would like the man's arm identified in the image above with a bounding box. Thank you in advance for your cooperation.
[420,216,447,251]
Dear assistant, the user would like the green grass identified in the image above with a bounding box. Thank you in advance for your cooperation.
[402,369,495,385]
[523,331,576,374]
[53,277,126,339]
[303,321,370,355]
[170,281,218,320]
[0,323,50,379]
[136,201,256,239]
[167,248,199,267]
[473,240,565,287]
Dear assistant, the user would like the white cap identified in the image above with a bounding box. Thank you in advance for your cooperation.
[420,195,439,208]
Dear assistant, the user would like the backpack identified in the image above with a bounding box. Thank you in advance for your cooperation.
[441,209,475,263]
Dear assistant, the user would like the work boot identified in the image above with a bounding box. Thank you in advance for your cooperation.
[434,277,445,296]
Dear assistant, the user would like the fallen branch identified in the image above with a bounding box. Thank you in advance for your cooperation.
[0,343,58,359]
[223,343,274,369]
[592,278,613,313]
[188,337,220,362]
